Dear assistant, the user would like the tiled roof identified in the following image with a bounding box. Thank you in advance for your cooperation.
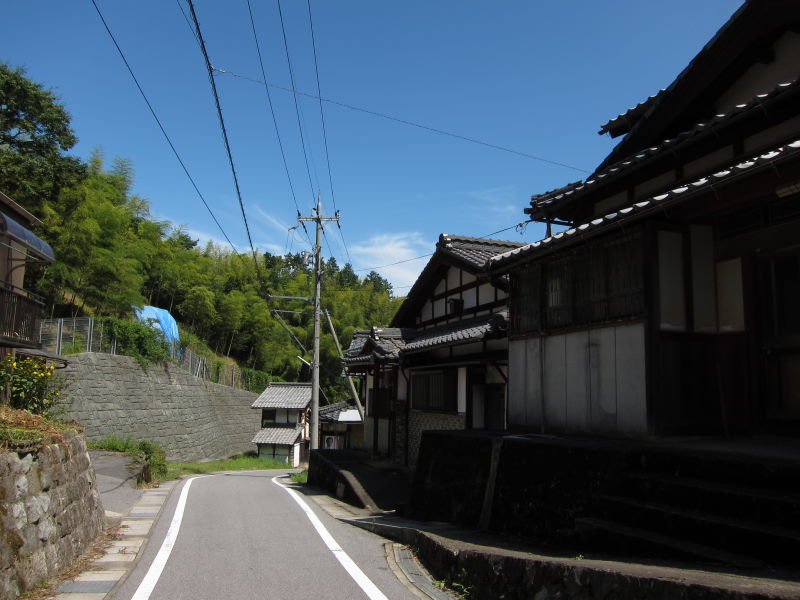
[491,139,800,269]
[437,234,525,269]
[598,90,666,137]
[320,401,362,422]
[251,382,311,409]
[404,312,506,352]
[528,80,799,215]
[319,401,349,421]
[252,426,303,445]
[343,327,414,365]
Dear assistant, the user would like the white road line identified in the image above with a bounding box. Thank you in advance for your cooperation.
[131,476,205,600]
[272,476,389,600]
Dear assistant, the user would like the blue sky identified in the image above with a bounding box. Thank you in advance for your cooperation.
[2,1,741,292]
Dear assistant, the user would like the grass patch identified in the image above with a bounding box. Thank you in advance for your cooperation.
[88,436,167,482]
[290,470,308,483]
[164,453,293,480]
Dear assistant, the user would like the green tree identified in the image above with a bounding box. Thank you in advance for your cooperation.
[0,62,86,213]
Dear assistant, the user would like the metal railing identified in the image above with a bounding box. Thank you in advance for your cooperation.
[1,284,45,348]
[39,317,263,392]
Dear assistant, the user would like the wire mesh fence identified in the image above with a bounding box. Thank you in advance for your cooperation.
[39,318,267,393]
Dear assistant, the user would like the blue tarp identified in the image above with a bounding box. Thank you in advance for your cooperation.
[134,306,180,344]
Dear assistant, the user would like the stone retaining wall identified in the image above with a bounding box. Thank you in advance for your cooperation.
[61,353,260,462]
[0,432,105,600]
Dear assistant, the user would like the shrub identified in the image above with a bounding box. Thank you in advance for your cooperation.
[88,436,167,482]
[240,367,277,393]
[0,354,64,415]
[97,316,170,369]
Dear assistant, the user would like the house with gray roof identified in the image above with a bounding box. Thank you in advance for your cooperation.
[490,0,800,439]
[344,233,524,465]
[251,382,311,467]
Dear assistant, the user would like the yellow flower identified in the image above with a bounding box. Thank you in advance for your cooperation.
[46,372,52,377]
[11,362,16,367]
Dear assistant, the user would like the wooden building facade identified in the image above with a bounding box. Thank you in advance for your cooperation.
[489,1,800,437]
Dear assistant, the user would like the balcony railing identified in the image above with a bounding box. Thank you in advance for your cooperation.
[0,283,45,348]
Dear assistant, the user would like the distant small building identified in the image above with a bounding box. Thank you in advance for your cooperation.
[319,401,363,450]
[251,382,311,467]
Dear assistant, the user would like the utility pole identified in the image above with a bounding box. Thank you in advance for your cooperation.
[298,197,339,450]
[323,309,365,421]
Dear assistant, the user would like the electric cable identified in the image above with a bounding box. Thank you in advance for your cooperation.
[246,0,313,248]
[353,253,433,273]
[213,67,591,174]
[305,0,353,267]
[276,0,317,200]
[90,0,239,256]
[187,0,267,292]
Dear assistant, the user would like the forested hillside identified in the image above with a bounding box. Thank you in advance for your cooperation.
[1,62,402,397]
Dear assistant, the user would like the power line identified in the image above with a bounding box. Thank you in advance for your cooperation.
[305,0,353,266]
[186,0,266,290]
[90,0,239,256]
[276,0,317,200]
[175,0,200,46]
[479,220,530,238]
[349,220,531,277]
[213,67,591,174]
[245,0,312,248]
[353,253,433,273]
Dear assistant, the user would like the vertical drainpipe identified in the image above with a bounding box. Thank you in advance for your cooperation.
[372,363,379,456]
[400,367,410,467]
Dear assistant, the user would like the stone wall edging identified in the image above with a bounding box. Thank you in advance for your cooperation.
[0,431,105,600]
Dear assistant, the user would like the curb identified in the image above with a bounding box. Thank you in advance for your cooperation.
[53,481,178,600]
[342,516,800,600]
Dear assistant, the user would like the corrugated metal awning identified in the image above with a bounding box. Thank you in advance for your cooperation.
[0,211,55,262]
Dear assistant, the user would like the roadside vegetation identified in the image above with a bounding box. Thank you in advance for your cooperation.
[290,470,308,483]
[164,454,295,480]
[0,355,71,450]
[87,437,297,483]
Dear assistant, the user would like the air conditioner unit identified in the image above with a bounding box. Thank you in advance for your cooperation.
[323,435,338,450]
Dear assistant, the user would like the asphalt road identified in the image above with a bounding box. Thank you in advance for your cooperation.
[110,470,420,600]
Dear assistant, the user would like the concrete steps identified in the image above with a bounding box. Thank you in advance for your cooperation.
[576,448,800,570]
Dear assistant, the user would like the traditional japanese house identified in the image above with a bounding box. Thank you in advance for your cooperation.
[488,0,800,437]
[344,234,524,465]
[1,191,55,351]
[251,382,311,466]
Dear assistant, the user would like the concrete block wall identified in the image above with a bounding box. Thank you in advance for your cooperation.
[0,432,105,600]
[61,353,260,462]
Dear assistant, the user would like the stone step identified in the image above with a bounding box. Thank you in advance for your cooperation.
[575,517,764,569]
[594,493,800,563]
[622,472,800,528]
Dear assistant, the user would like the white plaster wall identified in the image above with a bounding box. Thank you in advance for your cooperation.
[447,267,461,289]
[462,287,477,309]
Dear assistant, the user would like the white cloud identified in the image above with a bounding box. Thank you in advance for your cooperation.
[350,231,432,292]
[468,186,519,219]
[250,205,292,234]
